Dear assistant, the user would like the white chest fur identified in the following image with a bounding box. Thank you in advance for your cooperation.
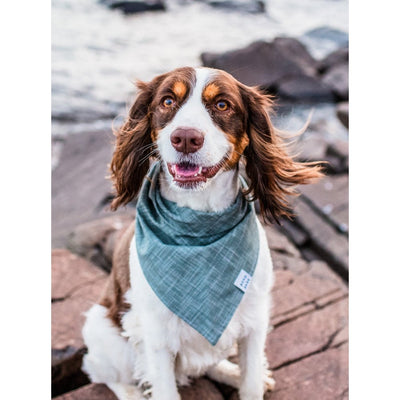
[121,217,273,385]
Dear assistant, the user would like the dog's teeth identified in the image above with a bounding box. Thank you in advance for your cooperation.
[198,167,202,174]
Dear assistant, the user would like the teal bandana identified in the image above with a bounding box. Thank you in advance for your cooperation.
[135,162,259,345]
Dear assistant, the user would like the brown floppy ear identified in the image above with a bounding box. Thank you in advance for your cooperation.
[109,78,161,210]
[240,85,324,223]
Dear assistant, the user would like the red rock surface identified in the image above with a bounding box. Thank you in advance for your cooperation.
[52,249,108,349]
[54,383,117,400]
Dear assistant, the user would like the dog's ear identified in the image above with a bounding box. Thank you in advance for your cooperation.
[110,77,163,210]
[240,84,324,223]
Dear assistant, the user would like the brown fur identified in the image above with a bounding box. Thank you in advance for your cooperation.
[239,84,324,223]
[99,220,135,328]
[172,81,188,98]
[109,67,195,211]
[110,66,323,222]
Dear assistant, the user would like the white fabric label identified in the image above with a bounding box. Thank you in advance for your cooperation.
[234,269,252,292]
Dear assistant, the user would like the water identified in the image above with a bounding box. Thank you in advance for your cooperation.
[52,0,348,141]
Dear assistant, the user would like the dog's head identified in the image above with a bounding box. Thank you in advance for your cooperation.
[110,67,323,222]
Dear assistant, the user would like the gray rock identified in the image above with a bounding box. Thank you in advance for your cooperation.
[52,129,131,248]
[300,26,349,59]
[206,0,266,14]
[201,38,317,89]
[318,47,349,73]
[321,62,349,101]
[277,75,335,102]
[336,102,349,129]
[105,0,166,14]
[68,214,134,271]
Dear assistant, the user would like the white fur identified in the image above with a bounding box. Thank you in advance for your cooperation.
[82,67,275,400]
[157,68,232,193]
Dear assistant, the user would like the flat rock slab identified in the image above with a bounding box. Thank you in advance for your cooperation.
[54,383,117,400]
[52,130,130,249]
[52,249,109,396]
[54,378,224,400]
[300,174,349,233]
[52,249,108,349]
[267,344,348,400]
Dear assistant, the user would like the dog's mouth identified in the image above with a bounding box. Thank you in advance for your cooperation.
[167,159,225,187]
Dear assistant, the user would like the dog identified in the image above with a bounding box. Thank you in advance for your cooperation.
[81,66,323,400]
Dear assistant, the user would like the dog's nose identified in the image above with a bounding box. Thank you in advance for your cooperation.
[170,128,204,154]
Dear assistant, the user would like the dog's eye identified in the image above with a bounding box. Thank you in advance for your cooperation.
[162,97,175,108]
[215,101,228,111]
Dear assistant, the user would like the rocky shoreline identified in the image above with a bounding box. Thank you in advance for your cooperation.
[52,32,348,399]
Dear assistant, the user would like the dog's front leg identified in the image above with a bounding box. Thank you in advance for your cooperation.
[238,328,275,400]
[144,342,180,400]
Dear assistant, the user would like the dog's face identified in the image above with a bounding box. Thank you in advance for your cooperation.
[152,68,249,191]
[110,67,322,222]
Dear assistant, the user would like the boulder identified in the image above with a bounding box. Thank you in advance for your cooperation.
[321,62,349,101]
[300,26,349,59]
[68,214,134,272]
[336,101,349,129]
[277,75,335,102]
[106,0,166,14]
[318,46,349,73]
[201,37,317,89]
[206,0,266,14]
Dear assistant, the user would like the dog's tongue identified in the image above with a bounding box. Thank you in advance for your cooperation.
[175,164,201,177]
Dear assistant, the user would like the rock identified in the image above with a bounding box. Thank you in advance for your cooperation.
[321,62,349,101]
[54,383,117,400]
[54,379,224,400]
[107,0,166,14]
[299,174,349,234]
[336,102,349,129]
[271,260,347,326]
[68,214,134,271]
[52,249,108,396]
[277,75,335,102]
[326,138,349,173]
[279,219,309,248]
[52,129,132,248]
[294,134,329,163]
[292,198,348,279]
[300,26,349,59]
[201,38,317,89]
[180,378,224,400]
[264,225,301,258]
[267,297,348,369]
[318,47,349,73]
[52,347,90,398]
[206,0,266,14]
[272,37,318,76]
[268,343,348,400]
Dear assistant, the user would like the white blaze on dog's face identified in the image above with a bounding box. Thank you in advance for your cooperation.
[153,67,249,190]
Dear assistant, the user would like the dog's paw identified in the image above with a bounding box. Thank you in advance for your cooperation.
[263,369,275,392]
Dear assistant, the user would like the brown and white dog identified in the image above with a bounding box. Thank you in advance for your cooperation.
[82,67,322,400]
